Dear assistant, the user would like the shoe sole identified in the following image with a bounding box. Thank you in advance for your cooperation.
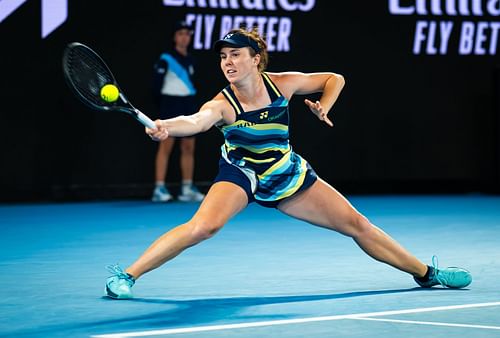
[104,285,133,299]
[178,196,204,202]
[152,197,173,202]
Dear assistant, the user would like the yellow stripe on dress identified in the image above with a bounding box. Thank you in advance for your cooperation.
[262,73,281,98]
[225,141,289,155]
[258,151,292,179]
[278,159,308,199]
[221,120,288,132]
[242,157,276,164]
[238,144,290,154]
[222,88,242,115]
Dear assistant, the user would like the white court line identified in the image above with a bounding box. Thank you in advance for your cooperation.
[354,317,500,330]
[91,301,500,338]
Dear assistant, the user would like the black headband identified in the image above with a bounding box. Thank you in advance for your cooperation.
[213,32,261,53]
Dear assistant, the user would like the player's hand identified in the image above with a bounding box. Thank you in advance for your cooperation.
[146,120,169,141]
[304,99,333,127]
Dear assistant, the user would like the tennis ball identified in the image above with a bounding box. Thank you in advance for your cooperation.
[100,84,120,103]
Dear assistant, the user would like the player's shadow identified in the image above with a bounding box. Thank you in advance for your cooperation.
[13,287,462,337]
[98,287,461,328]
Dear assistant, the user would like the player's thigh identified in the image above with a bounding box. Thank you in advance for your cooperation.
[191,181,248,228]
[277,177,362,235]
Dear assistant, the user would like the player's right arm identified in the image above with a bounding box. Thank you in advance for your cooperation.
[146,97,226,141]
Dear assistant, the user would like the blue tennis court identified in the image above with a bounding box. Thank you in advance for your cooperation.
[1,195,499,337]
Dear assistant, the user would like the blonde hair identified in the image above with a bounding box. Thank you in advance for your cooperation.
[225,27,268,72]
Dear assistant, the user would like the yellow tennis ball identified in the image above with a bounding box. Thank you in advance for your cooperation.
[100,84,120,103]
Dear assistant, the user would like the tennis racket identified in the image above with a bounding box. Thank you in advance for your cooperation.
[62,42,156,129]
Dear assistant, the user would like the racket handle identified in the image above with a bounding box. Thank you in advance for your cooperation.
[133,109,157,129]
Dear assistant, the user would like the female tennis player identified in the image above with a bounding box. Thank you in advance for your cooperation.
[105,28,472,299]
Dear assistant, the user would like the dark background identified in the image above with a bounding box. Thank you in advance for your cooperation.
[1,1,499,202]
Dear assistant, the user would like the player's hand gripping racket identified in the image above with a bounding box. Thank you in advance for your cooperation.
[62,42,156,129]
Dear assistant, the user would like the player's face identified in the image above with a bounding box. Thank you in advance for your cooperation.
[219,47,258,83]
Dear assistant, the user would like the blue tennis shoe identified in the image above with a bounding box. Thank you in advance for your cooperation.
[105,264,135,299]
[414,256,472,289]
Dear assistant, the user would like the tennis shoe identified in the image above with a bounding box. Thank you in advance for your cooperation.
[105,264,135,299]
[152,186,173,202]
[414,256,472,289]
[178,185,205,202]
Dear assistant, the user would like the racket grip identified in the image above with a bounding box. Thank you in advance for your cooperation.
[134,109,157,129]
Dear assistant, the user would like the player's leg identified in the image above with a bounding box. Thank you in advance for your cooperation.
[130,181,247,278]
[106,182,248,299]
[278,177,471,288]
[278,177,428,277]
[152,137,176,202]
[178,136,205,201]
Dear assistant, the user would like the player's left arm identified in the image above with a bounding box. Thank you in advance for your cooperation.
[268,72,345,127]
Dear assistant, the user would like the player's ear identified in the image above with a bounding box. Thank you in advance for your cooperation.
[253,53,261,65]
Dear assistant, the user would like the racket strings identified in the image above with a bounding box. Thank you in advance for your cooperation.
[66,47,115,107]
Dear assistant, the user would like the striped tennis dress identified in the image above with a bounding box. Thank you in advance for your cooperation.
[218,72,317,204]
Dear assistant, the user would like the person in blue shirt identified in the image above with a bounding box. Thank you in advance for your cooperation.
[151,20,205,202]
[105,28,472,299]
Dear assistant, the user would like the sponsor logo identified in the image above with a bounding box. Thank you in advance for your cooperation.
[389,0,500,55]
[163,0,318,52]
[0,0,68,38]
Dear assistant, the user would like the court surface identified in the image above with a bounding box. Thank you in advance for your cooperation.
[1,194,499,337]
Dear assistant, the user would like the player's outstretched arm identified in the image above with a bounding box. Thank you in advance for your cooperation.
[146,100,224,141]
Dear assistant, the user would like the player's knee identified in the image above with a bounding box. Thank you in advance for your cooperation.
[188,219,223,243]
[348,213,373,238]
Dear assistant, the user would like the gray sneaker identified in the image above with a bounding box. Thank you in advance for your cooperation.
[152,186,173,202]
[178,185,205,202]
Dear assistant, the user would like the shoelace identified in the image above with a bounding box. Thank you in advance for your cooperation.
[106,264,135,282]
[430,255,449,286]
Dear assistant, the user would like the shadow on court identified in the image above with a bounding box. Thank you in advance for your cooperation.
[96,287,459,328]
[9,287,461,338]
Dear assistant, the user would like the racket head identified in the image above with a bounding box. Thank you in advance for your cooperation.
[62,42,157,129]
[62,42,130,112]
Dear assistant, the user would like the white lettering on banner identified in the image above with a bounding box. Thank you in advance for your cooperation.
[389,0,500,16]
[187,13,291,51]
[164,0,315,11]
[414,21,453,54]
[389,1,500,55]
[459,21,500,54]
[164,0,315,51]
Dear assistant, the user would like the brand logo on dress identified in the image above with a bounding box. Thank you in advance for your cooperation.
[237,121,256,128]
[268,110,286,121]
[259,111,269,120]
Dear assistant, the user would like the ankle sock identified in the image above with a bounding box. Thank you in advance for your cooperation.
[416,265,434,282]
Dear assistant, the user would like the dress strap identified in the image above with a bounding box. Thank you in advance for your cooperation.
[221,86,244,116]
[262,72,283,102]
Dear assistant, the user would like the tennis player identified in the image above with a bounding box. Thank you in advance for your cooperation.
[105,28,472,299]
